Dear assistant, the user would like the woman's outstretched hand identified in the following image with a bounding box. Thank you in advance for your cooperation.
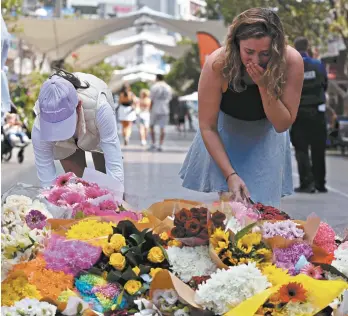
[226,174,251,204]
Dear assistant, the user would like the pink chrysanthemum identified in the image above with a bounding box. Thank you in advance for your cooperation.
[85,186,108,199]
[60,191,85,206]
[300,263,323,279]
[55,172,75,187]
[73,201,100,217]
[99,199,118,211]
[314,222,337,254]
[47,187,70,205]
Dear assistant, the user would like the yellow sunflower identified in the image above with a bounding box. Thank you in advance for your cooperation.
[236,233,262,254]
[256,248,273,261]
[210,228,230,253]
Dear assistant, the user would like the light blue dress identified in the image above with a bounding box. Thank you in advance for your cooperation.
[179,111,293,207]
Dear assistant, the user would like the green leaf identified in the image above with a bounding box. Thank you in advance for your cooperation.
[116,289,124,308]
[74,211,85,219]
[107,270,122,283]
[314,263,348,281]
[139,264,151,275]
[122,266,137,281]
[126,252,139,267]
[120,246,130,255]
[77,303,83,315]
[130,234,145,246]
[234,222,257,243]
[88,267,103,276]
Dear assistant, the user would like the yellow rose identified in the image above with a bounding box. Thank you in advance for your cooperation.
[138,216,150,223]
[159,232,169,241]
[109,234,126,252]
[132,266,140,276]
[147,247,165,263]
[109,253,126,271]
[167,240,182,247]
[124,280,142,295]
[102,243,115,257]
[150,268,163,278]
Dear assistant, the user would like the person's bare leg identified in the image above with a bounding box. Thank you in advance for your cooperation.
[125,121,133,144]
[160,127,165,146]
[150,126,155,145]
[121,121,127,144]
[92,152,106,174]
[139,124,146,144]
[60,149,87,177]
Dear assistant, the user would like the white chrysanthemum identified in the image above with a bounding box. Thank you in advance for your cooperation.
[195,263,270,315]
[2,298,57,316]
[167,246,217,282]
[285,301,315,316]
[332,246,348,276]
[5,194,32,206]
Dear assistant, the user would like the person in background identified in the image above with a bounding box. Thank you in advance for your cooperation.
[118,83,137,146]
[3,113,30,146]
[1,14,11,122]
[32,69,124,192]
[179,8,304,207]
[176,101,189,133]
[137,89,151,146]
[290,37,328,193]
[149,74,173,151]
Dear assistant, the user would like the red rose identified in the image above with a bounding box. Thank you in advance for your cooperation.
[175,209,193,226]
[171,226,186,238]
[184,219,201,236]
[190,207,200,218]
[212,211,226,227]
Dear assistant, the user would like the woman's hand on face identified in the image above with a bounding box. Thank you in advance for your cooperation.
[246,63,266,87]
[227,174,251,204]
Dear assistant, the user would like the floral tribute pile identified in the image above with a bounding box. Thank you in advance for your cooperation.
[1,173,348,316]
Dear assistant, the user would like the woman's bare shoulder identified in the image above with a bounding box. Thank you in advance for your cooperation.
[207,47,226,73]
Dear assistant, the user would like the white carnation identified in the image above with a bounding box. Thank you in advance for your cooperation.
[2,298,57,315]
[195,263,270,315]
[5,194,32,206]
[167,246,217,282]
[332,246,348,277]
[285,301,315,316]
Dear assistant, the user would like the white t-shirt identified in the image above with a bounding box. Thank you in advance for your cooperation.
[32,95,124,189]
[150,81,172,115]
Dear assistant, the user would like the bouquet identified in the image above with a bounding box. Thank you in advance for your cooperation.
[91,220,169,307]
[41,172,136,219]
[170,207,209,246]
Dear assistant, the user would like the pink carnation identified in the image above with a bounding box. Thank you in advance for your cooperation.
[85,186,108,199]
[75,178,98,187]
[47,187,70,205]
[73,201,101,217]
[314,222,337,254]
[60,191,85,206]
[55,172,75,187]
[99,199,118,211]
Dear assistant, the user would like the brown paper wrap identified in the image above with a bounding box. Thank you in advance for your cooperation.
[150,269,202,309]
[209,244,229,270]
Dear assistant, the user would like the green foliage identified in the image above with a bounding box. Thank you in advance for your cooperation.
[80,61,114,84]
[130,81,149,97]
[10,72,50,131]
[1,0,22,18]
[165,43,201,95]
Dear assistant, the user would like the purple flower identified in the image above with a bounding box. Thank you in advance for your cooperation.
[25,210,47,230]
[262,220,305,240]
[44,235,102,275]
[92,283,121,299]
[274,242,313,275]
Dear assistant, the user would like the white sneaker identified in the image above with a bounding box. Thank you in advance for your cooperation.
[141,140,147,146]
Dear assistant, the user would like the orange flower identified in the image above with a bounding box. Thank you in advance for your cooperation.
[278,282,307,303]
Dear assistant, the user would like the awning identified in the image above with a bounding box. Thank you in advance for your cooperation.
[12,6,226,61]
[109,71,157,93]
[65,33,191,69]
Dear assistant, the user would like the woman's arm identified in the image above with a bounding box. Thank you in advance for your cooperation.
[199,51,234,178]
[248,47,304,133]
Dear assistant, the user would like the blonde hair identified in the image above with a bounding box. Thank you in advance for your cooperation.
[140,89,150,98]
[220,8,287,98]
